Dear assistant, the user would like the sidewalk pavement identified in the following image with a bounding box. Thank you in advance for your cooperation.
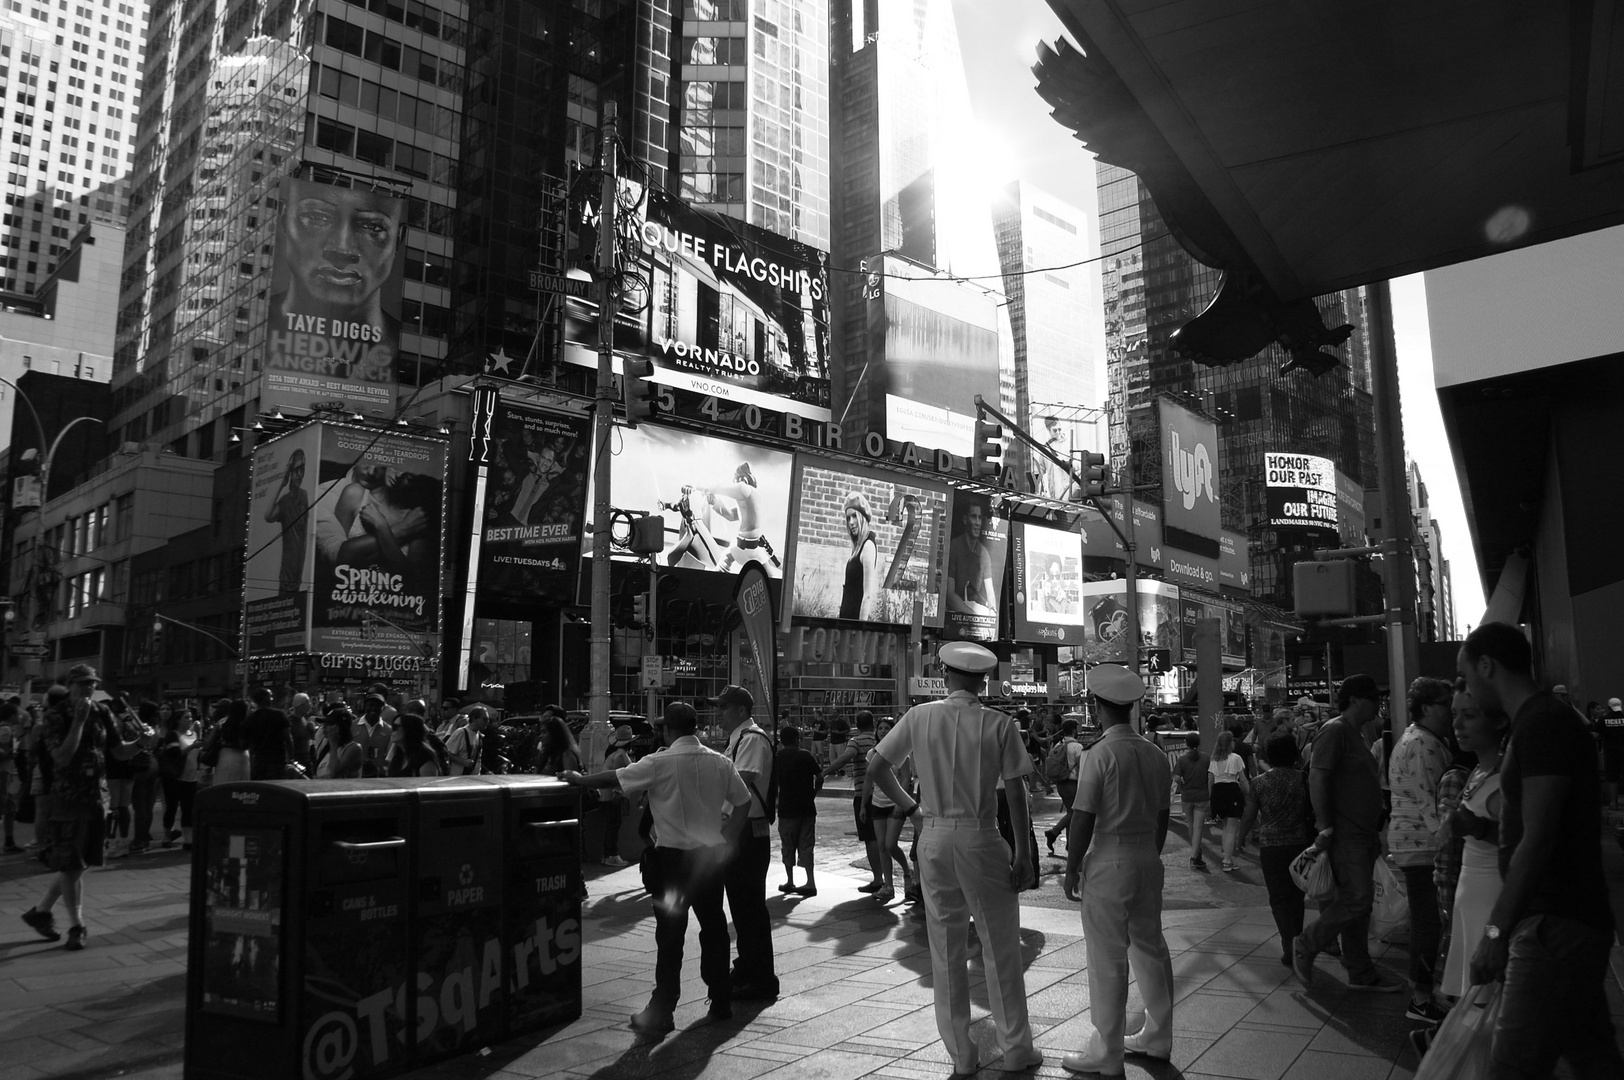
[8,814,1624,1080]
[0,845,1455,1080]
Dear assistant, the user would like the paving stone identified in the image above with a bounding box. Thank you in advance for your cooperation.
[1191,1028,1314,1079]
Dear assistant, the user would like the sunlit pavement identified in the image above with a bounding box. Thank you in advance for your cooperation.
[3,793,1623,1080]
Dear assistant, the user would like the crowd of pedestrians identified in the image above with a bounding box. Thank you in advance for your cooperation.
[6,618,1621,1077]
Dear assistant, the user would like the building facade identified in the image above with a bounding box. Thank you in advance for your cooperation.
[0,5,140,296]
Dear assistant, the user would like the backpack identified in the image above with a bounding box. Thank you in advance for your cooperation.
[731,728,779,824]
[1044,737,1076,782]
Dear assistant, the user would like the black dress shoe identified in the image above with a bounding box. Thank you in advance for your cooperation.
[730,981,779,1001]
[706,998,733,1021]
[630,1007,675,1035]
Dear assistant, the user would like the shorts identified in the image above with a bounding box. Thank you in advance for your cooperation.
[778,816,815,865]
[46,810,107,872]
[869,803,894,820]
[853,795,876,843]
[1211,783,1245,819]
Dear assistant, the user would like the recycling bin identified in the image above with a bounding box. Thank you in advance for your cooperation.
[476,775,584,1035]
[185,780,418,1080]
[184,776,583,1080]
[410,781,507,1062]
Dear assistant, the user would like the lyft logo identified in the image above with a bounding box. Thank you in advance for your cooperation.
[1169,431,1215,511]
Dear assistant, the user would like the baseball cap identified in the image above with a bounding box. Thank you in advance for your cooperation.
[1553,684,1569,695]
[66,663,100,684]
[708,685,754,711]
[1611,698,1622,711]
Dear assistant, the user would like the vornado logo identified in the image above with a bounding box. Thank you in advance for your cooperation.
[1169,430,1215,511]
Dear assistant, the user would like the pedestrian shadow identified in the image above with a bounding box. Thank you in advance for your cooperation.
[579,1002,772,1080]
[800,896,905,955]
[582,889,659,936]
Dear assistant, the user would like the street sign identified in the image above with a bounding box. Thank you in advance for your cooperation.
[640,655,662,689]
[528,269,592,298]
[8,644,48,658]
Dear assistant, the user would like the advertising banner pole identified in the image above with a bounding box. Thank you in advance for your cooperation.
[1123,447,1141,679]
[589,102,619,729]
[646,558,658,723]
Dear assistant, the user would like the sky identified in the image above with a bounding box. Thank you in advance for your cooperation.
[947,0,1485,632]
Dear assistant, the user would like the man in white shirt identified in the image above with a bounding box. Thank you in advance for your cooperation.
[869,641,1043,1077]
[713,685,779,1000]
[444,708,486,775]
[564,702,751,1035]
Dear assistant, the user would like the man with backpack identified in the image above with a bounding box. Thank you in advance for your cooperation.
[713,685,778,1001]
[1043,718,1087,856]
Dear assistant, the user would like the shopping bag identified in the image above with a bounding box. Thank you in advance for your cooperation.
[1371,858,1409,941]
[1289,844,1336,902]
[1414,982,1503,1080]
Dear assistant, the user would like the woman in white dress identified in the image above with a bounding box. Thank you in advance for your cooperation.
[1440,684,1509,997]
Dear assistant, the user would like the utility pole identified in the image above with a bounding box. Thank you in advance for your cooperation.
[1119,447,1141,678]
[588,102,619,730]
[644,559,659,722]
[1366,280,1419,740]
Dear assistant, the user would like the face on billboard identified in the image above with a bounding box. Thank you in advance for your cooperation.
[266,178,406,417]
[783,460,950,626]
[480,408,591,600]
[944,493,1008,643]
[584,426,794,577]
[311,426,445,658]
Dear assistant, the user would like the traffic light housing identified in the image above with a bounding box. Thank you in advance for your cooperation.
[632,593,649,625]
[971,420,1002,480]
[628,513,665,555]
[623,358,656,426]
[1143,648,1171,675]
[1082,452,1109,497]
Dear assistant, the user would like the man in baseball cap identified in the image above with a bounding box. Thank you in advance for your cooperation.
[867,638,1042,1075]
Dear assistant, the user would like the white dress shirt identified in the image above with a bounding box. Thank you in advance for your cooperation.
[616,735,751,849]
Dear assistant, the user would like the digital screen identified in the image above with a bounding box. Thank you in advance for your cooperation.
[584,425,795,577]
[1010,522,1084,643]
[881,260,1002,456]
[943,492,1008,643]
[478,406,591,601]
[782,459,950,627]
[1264,451,1338,533]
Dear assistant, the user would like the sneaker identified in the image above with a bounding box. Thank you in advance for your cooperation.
[1291,935,1317,988]
[1348,971,1405,993]
[21,908,60,941]
[778,881,799,894]
[1405,997,1449,1024]
[903,887,922,905]
[64,925,87,951]
[603,855,629,867]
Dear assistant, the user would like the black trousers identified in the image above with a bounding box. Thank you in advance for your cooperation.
[1259,844,1306,960]
[652,846,730,1013]
[724,830,777,990]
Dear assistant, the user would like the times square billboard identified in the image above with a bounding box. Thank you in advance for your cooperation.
[562,181,832,420]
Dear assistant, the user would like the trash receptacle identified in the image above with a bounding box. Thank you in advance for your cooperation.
[185,780,416,1080]
[410,781,507,1062]
[477,775,584,1036]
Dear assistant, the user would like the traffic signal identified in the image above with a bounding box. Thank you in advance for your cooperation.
[623,358,656,426]
[632,592,649,625]
[1081,452,1109,497]
[971,420,1002,480]
[1144,648,1171,674]
[628,513,665,555]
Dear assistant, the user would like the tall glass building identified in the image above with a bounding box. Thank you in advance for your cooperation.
[111,0,466,455]
[1097,161,1378,618]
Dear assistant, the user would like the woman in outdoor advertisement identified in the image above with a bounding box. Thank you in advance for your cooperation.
[839,493,878,621]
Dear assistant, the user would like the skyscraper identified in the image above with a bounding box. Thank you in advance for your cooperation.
[112,0,467,455]
[1097,162,1379,618]
[828,0,1007,455]
[993,181,1100,483]
[0,5,143,295]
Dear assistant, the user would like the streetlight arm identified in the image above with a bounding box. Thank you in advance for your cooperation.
[155,613,240,657]
[46,416,103,477]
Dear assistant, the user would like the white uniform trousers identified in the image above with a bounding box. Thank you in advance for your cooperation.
[1079,837,1175,1070]
[917,819,1035,1071]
